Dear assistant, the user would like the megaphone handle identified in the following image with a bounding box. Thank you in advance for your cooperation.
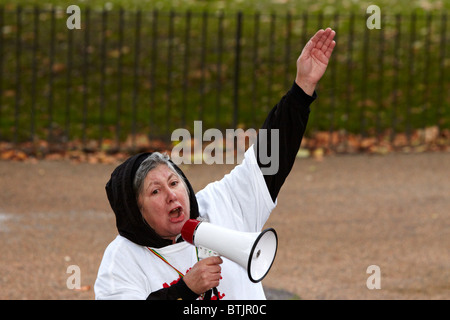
[212,287,220,299]
[204,287,220,300]
[197,246,219,260]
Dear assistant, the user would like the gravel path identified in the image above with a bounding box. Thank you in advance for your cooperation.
[0,152,448,299]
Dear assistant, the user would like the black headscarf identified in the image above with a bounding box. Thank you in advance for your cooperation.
[105,152,199,248]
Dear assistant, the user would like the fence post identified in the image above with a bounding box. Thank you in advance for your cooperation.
[82,7,90,149]
[360,16,369,138]
[47,7,56,144]
[266,13,276,113]
[165,10,175,138]
[199,10,208,125]
[131,9,142,151]
[98,8,108,149]
[344,12,354,152]
[233,11,242,129]
[328,13,339,150]
[251,12,260,129]
[115,8,124,149]
[215,11,224,128]
[283,11,292,90]
[149,9,158,139]
[437,13,447,131]
[31,6,39,143]
[406,12,416,144]
[14,5,22,145]
[182,10,191,129]
[390,14,401,144]
[0,6,3,141]
[376,13,385,140]
[421,13,432,140]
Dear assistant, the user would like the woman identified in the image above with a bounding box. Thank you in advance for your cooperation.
[94,28,336,300]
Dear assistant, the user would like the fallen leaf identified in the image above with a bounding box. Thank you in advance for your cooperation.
[74,285,91,292]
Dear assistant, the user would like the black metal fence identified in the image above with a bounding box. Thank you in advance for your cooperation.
[0,7,448,152]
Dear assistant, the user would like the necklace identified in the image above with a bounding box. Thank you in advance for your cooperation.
[147,246,199,278]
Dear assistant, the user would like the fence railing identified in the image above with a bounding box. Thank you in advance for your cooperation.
[0,7,448,153]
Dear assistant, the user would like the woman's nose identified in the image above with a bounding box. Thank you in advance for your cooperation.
[166,189,177,203]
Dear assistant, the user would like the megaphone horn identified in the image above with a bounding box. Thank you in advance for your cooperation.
[181,219,278,283]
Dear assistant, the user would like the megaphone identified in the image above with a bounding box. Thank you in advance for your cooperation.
[181,219,278,283]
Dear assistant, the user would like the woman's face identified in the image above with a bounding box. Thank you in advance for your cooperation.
[138,164,190,242]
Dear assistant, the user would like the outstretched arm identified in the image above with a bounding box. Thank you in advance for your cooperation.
[256,28,336,202]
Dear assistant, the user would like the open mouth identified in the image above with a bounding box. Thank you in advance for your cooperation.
[168,206,184,223]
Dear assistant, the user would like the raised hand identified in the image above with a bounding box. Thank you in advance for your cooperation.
[295,28,336,96]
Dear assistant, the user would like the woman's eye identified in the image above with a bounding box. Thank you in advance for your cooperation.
[171,180,178,187]
[151,189,159,195]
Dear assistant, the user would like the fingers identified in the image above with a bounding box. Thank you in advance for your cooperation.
[325,40,336,58]
[303,28,336,57]
[203,256,222,276]
[310,28,325,45]
[311,28,336,61]
[302,29,324,55]
[314,28,329,49]
[204,256,222,279]
[205,256,223,266]
[316,28,336,52]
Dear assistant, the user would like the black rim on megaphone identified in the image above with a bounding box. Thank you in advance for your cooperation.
[247,228,278,283]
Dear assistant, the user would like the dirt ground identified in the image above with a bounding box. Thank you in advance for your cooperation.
[0,151,449,300]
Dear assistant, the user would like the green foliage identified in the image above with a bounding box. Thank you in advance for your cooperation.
[0,2,448,145]
[1,0,449,14]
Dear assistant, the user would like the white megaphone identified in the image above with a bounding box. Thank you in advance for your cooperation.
[181,219,278,283]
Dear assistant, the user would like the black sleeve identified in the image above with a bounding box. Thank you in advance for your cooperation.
[254,81,317,202]
[146,278,199,300]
